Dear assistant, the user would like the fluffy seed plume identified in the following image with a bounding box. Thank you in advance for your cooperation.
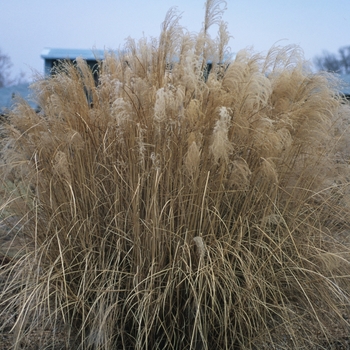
[210,106,233,163]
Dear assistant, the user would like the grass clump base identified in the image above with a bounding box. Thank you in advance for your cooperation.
[1,1,350,348]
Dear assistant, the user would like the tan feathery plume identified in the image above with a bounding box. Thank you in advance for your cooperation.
[184,141,201,178]
[210,106,233,163]
[53,151,71,183]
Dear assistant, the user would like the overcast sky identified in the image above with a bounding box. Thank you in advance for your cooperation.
[1,0,350,82]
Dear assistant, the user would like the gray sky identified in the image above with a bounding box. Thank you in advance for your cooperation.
[1,0,350,81]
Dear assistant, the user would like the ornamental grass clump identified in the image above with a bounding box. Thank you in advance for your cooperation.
[1,1,350,348]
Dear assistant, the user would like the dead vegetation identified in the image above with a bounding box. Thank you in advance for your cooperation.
[1,1,350,348]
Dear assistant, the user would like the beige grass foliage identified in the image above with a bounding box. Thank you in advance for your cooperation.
[1,1,350,349]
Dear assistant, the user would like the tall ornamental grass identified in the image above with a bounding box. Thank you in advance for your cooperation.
[1,1,350,348]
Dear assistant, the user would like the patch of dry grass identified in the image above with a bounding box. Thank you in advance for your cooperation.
[1,1,350,348]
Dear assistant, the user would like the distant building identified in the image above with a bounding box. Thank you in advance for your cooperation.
[1,48,107,113]
[40,48,106,76]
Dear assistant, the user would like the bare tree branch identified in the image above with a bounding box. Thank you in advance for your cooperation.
[314,46,350,74]
[0,48,14,88]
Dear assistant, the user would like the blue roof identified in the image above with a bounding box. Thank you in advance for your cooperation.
[0,82,36,112]
[41,48,106,61]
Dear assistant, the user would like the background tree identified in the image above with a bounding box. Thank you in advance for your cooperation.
[0,48,26,88]
[338,46,350,73]
[314,45,350,74]
[0,48,15,88]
